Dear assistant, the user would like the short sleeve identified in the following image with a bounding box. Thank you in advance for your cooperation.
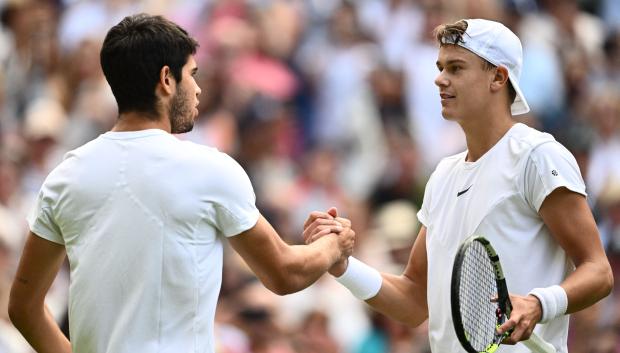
[27,188,64,245]
[417,172,436,228]
[211,154,260,237]
[524,141,586,212]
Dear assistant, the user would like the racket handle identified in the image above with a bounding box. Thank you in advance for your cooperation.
[522,333,556,353]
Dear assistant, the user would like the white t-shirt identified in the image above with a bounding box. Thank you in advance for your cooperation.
[417,123,586,353]
[28,129,260,353]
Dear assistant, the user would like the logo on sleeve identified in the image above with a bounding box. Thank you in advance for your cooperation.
[551,170,558,176]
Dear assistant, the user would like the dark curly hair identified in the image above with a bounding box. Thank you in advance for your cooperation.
[100,14,199,117]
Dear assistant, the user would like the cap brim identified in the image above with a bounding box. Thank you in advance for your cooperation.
[508,75,530,115]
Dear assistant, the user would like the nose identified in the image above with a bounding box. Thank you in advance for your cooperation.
[195,82,202,97]
[434,71,448,88]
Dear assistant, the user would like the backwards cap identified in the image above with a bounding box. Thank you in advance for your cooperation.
[442,19,530,115]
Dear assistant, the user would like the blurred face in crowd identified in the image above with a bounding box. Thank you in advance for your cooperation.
[0,159,19,206]
[169,56,201,134]
[329,3,358,45]
[434,44,496,121]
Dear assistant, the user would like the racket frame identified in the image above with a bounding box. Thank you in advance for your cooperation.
[451,235,512,353]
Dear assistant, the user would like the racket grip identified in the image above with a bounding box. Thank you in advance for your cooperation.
[522,333,556,353]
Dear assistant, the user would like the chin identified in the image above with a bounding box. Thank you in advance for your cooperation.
[172,121,194,134]
[441,110,456,121]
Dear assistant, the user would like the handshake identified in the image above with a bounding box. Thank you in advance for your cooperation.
[302,207,355,277]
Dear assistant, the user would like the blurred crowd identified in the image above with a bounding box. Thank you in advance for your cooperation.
[0,0,619,352]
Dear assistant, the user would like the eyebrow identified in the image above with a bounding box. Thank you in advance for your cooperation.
[436,58,468,68]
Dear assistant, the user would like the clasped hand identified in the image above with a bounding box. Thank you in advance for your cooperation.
[302,207,354,276]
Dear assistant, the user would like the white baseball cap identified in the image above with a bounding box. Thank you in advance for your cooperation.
[442,19,530,115]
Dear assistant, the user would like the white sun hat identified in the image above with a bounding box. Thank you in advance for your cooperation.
[442,19,530,115]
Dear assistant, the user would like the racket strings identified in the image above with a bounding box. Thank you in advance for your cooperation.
[459,241,499,351]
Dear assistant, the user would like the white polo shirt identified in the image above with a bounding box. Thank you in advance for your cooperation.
[418,123,586,353]
[28,129,260,353]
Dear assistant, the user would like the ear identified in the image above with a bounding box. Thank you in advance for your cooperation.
[158,66,175,96]
[490,66,510,93]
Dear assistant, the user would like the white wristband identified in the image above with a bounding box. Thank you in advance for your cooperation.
[335,257,382,300]
[528,285,568,323]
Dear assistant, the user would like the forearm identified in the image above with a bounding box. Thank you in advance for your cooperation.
[337,227,428,327]
[9,233,69,352]
[281,235,342,292]
[365,273,428,327]
[561,260,613,313]
[10,305,71,353]
[537,189,613,315]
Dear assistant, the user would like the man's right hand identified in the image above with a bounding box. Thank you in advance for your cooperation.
[302,207,354,276]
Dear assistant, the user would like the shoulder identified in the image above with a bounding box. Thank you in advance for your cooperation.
[174,138,219,155]
[44,138,102,184]
[171,141,253,194]
[507,123,557,154]
[433,151,467,175]
[508,123,580,178]
[527,139,582,183]
[163,137,231,165]
[513,124,578,172]
[176,140,243,171]
[529,139,574,161]
[61,135,106,161]
[497,124,563,174]
[520,132,585,210]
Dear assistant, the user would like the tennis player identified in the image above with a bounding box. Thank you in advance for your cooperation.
[8,14,353,353]
[305,19,613,352]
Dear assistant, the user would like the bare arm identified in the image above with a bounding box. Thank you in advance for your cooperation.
[500,188,613,343]
[541,188,613,312]
[364,226,429,327]
[304,210,429,327]
[9,232,71,353]
[228,214,354,295]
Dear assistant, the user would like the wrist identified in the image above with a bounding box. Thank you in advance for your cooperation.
[528,285,568,323]
[527,294,544,323]
[328,257,348,277]
[334,257,382,300]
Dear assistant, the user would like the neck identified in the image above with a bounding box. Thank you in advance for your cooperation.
[459,110,515,162]
[112,111,171,133]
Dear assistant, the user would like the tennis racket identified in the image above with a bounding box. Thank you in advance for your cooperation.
[451,235,556,353]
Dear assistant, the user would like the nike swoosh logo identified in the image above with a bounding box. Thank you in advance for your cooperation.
[456,185,472,197]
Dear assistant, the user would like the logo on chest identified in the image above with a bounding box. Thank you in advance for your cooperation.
[456,185,473,197]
